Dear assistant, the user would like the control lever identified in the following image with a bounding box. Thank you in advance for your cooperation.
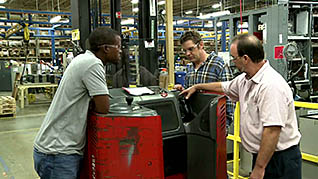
[178,95,195,122]
[126,96,133,106]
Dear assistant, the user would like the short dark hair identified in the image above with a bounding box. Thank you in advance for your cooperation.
[89,27,120,52]
[231,34,264,63]
[180,31,202,44]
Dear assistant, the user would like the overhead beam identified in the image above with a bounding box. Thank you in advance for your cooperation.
[39,0,49,9]
[53,0,69,10]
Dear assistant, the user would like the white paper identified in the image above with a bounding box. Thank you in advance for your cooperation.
[144,40,155,48]
[122,87,155,96]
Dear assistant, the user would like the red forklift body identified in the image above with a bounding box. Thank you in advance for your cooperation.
[82,102,164,179]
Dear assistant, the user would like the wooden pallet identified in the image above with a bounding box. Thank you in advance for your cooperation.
[0,113,16,120]
[0,96,15,105]
[0,107,16,115]
[0,96,16,116]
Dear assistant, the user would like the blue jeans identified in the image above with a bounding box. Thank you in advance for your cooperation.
[33,148,83,179]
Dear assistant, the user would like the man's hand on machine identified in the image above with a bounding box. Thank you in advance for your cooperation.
[179,85,197,99]
[173,84,184,91]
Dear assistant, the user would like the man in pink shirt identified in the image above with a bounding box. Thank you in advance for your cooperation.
[181,34,302,179]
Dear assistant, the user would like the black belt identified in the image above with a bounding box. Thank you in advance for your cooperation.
[253,144,299,158]
[274,144,299,155]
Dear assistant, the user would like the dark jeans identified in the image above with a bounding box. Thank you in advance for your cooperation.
[33,148,83,179]
[252,145,302,179]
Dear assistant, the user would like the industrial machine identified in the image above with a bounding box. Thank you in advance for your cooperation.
[81,97,164,178]
[284,42,309,99]
[82,86,228,179]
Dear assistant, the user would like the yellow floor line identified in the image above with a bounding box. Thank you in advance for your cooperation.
[0,127,40,135]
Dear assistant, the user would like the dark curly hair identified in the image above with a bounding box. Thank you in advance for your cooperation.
[88,27,120,52]
[179,31,202,45]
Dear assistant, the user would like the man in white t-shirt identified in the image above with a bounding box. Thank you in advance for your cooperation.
[180,34,302,179]
[33,27,122,179]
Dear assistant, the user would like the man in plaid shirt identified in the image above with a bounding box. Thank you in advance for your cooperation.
[174,31,234,129]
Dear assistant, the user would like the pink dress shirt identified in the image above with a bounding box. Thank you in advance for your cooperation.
[222,61,301,153]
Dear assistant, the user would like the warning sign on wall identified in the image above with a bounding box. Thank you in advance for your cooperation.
[274,46,284,59]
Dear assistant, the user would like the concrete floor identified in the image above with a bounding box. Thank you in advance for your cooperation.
[0,92,50,179]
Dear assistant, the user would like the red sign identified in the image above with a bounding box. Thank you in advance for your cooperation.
[116,12,121,19]
[274,46,284,59]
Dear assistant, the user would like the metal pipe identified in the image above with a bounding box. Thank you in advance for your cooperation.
[196,0,199,16]
[181,0,183,17]
[99,0,102,25]
[289,1,318,4]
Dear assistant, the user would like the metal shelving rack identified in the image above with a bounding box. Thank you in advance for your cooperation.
[288,1,318,101]
[0,8,72,64]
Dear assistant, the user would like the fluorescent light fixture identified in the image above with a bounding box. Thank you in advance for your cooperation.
[198,13,212,19]
[211,10,230,17]
[158,1,165,5]
[132,7,139,12]
[212,2,221,9]
[197,10,230,19]
[0,0,7,4]
[0,5,5,8]
[49,15,61,23]
[121,18,134,25]
[131,0,138,4]
[185,10,193,15]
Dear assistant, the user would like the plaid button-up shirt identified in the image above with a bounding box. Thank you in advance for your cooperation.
[184,52,234,127]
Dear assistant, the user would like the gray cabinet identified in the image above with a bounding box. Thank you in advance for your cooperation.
[0,61,12,92]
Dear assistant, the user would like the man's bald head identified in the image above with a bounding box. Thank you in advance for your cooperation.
[231,34,264,63]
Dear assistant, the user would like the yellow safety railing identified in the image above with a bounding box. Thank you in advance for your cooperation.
[226,102,248,179]
[294,101,318,164]
[227,101,318,179]
[294,101,318,109]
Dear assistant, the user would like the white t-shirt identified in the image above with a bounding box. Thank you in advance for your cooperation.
[222,61,301,153]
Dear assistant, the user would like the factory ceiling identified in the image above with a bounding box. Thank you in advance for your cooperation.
[1,0,277,17]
